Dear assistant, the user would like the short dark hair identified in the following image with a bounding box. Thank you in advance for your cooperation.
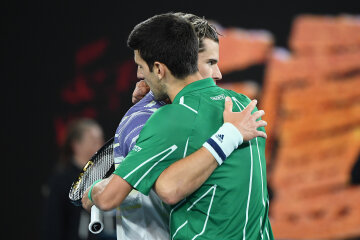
[127,13,199,79]
[174,12,219,53]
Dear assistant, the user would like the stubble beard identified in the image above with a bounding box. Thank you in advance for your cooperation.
[153,83,168,101]
[153,91,168,101]
[147,77,168,101]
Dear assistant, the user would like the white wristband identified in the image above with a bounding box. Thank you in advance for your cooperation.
[203,122,243,165]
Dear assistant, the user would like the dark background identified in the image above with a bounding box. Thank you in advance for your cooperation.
[3,0,358,238]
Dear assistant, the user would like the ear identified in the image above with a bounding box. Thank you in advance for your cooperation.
[153,61,166,79]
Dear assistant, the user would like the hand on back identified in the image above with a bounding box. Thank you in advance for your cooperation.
[223,97,267,141]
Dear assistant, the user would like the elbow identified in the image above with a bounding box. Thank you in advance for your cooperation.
[93,193,117,211]
[96,201,114,211]
[159,191,182,205]
[155,181,184,205]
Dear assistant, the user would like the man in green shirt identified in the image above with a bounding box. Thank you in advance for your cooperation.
[82,13,273,239]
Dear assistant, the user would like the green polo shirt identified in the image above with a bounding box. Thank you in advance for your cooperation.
[114,78,273,240]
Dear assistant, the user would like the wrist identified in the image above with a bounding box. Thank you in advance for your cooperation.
[203,122,243,165]
[88,179,102,202]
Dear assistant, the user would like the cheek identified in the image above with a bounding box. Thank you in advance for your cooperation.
[198,64,212,79]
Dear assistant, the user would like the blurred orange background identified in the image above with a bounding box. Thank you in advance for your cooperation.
[217,15,360,239]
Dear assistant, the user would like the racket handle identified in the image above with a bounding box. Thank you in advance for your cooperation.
[89,206,104,234]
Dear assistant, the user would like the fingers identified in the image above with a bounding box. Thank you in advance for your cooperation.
[251,110,265,121]
[254,120,267,139]
[243,99,257,114]
[132,96,139,104]
[224,96,233,113]
[132,82,141,104]
[138,80,149,89]
[256,131,267,139]
[132,80,150,104]
[256,120,267,128]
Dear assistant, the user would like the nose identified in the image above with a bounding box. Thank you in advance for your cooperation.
[137,67,144,80]
[212,65,222,82]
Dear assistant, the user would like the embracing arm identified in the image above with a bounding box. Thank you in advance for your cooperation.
[154,97,267,205]
[82,146,215,211]
[82,174,132,212]
[154,147,217,205]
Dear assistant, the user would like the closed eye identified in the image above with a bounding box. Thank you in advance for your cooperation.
[208,59,218,65]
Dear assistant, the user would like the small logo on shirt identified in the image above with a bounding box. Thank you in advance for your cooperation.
[210,94,226,101]
[216,134,224,143]
[133,145,142,152]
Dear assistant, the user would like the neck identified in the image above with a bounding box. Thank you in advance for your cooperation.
[166,72,203,102]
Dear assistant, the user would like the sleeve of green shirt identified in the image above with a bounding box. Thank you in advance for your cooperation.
[113,103,198,195]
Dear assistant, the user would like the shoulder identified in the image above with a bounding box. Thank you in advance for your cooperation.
[119,109,154,128]
[140,103,197,135]
[222,89,252,110]
[224,89,251,102]
[115,109,153,144]
[154,101,198,119]
[122,92,164,119]
[115,108,156,156]
[117,94,163,133]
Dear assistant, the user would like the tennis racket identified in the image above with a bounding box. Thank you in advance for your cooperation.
[68,137,115,234]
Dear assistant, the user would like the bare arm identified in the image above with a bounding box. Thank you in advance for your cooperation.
[154,97,267,205]
[82,174,132,212]
[154,147,217,205]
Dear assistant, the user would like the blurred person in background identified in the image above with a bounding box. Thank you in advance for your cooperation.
[42,118,115,240]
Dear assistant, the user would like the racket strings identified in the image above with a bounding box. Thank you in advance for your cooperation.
[69,139,115,204]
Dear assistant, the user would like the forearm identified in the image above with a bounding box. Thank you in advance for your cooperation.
[154,147,217,205]
[82,174,132,211]
[155,120,245,205]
